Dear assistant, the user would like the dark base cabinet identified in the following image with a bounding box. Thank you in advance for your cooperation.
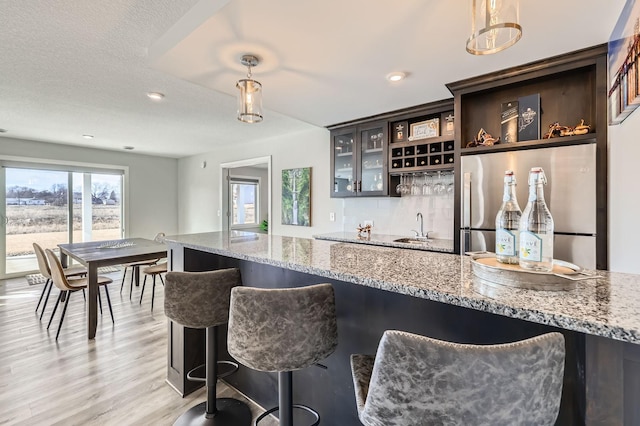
[167,245,637,425]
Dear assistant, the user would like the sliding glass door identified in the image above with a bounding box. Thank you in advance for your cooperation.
[0,165,123,278]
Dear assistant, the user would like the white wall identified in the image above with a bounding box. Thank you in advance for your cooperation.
[178,126,344,238]
[0,137,178,238]
[608,116,640,273]
[178,124,454,240]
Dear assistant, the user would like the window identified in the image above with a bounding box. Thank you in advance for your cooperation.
[1,163,124,277]
[230,178,259,227]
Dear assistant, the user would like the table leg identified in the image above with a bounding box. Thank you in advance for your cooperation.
[135,265,140,287]
[87,263,99,339]
[60,252,68,268]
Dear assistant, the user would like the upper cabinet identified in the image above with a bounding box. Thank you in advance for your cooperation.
[389,105,455,174]
[330,120,388,197]
[329,99,455,198]
[446,44,608,156]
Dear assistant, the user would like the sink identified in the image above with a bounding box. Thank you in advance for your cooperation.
[393,237,431,245]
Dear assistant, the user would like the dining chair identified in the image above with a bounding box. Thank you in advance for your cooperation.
[45,249,115,340]
[33,242,87,320]
[139,261,167,311]
[120,232,166,299]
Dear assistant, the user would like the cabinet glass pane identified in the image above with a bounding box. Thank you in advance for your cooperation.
[333,133,355,193]
[360,127,384,193]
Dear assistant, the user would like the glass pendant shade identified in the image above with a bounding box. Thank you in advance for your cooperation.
[236,78,263,123]
[467,0,522,55]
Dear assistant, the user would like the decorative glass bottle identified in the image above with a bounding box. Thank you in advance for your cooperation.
[495,170,521,264]
[519,167,554,272]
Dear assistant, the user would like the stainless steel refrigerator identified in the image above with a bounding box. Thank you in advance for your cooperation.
[461,144,597,269]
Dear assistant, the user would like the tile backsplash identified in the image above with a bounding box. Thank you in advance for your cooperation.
[342,193,454,239]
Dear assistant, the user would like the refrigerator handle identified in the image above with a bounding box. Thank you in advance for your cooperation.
[461,172,472,253]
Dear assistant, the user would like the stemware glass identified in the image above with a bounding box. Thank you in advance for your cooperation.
[396,174,404,195]
[433,171,445,195]
[411,173,421,196]
[446,172,455,195]
[401,175,411,196]
[422,173,433,195]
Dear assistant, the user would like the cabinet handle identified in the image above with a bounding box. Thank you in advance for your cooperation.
[353,182,358,192]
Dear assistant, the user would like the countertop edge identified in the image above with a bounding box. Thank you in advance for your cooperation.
[168,235,640,345]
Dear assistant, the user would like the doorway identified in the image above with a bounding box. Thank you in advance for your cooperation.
[220,156,271,234]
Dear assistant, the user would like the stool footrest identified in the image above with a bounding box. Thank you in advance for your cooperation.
[186,361,240,383]
[255,404,320,426]
[216,360,239,379]
[186,364,206,383]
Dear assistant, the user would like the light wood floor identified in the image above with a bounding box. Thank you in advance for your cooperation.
[0,270,277,426]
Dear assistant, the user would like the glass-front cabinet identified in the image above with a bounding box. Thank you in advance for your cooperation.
[330,121,388,197]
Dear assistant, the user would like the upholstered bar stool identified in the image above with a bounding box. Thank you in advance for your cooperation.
[228,283,338,426]
[164,269,252,426]
[350,330,565,426]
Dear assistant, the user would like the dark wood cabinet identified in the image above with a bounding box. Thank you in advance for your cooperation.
[330,120,388,197]
[328,100,455,198]
[388,108,455,175]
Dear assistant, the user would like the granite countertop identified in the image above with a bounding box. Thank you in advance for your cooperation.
[165,231,640,345]
[313,231,454,253]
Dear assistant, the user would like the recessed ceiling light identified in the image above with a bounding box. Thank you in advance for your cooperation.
[386,72,407,82]
[82,134,94,139]
[123,146,135,150]
[0,128,7,133]
[146,92,165,101]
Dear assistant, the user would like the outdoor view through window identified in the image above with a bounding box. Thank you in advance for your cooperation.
[4,167,122,275]
[231,180,257,227]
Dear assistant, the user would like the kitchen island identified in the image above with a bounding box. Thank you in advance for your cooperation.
[165,231,640,425]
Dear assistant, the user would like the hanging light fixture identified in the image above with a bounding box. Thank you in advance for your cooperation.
[466,0,522,55]
[236,54,263,123]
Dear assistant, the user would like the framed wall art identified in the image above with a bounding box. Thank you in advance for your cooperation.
[282,167,311,226]
[609,0,640,124]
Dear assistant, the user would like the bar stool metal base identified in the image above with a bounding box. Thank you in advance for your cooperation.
[173,399,252,426]
[254,371,320,426]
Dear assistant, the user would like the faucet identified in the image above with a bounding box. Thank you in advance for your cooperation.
[412,212,427,239]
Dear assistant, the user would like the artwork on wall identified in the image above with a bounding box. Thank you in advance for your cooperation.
[609,0,640,124]
[282,167,311,226]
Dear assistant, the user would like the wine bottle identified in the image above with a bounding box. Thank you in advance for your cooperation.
[519,167,554,272]
[495,170,521,264]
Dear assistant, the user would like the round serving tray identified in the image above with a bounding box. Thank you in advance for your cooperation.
[469,253,594,291]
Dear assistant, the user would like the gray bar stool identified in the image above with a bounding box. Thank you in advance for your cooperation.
[228,284,338,426]
[164,269,252,426]
[350,330,565,426]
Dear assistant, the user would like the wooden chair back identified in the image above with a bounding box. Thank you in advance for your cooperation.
[45,249,75,291]
[33,242,52,279]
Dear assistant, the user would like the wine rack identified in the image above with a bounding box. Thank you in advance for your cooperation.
[390,139,455,172]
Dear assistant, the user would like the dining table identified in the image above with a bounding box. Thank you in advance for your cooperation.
[58,238,167,339]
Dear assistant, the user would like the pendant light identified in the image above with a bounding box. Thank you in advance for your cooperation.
[466,0,522,55]
[236,54,263,123]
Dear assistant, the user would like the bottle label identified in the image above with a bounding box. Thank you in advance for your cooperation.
[520,231,543,262]
[496,229,517,256]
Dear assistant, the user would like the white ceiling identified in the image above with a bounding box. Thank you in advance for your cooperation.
[0,0,626,158]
